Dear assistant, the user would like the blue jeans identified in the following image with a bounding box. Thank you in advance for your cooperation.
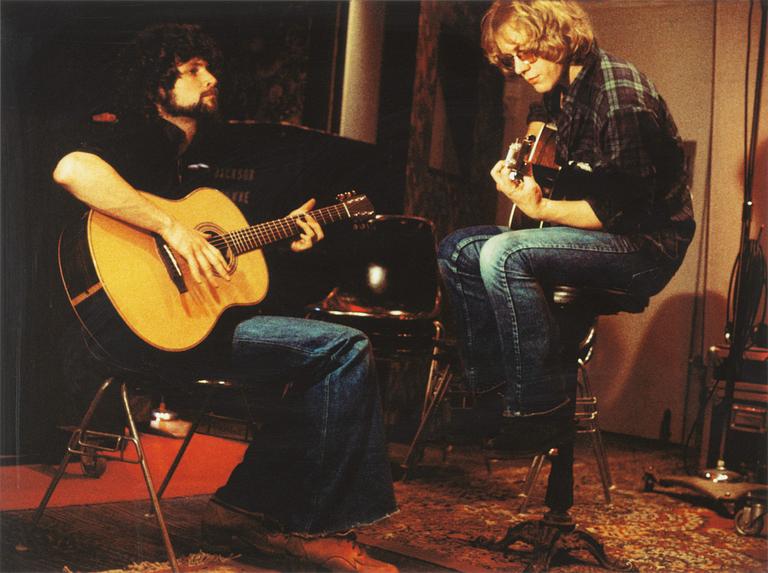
[438,225,683,414]
[83,315,396,536]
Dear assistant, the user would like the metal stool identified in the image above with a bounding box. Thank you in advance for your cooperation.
[472,285,647,572]
[25,376,239,573]
[517,324,614,512]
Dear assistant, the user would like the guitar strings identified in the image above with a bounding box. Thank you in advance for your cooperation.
[169,199,368,280]
[204,203,349,254]
[206,205,345,251]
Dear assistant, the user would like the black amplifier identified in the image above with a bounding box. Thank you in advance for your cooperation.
[700,345,768,481]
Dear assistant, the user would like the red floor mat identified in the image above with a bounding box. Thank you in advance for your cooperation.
[0,432,247,511]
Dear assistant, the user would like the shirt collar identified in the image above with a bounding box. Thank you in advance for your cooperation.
[562,45,601,109]
[157,117,188,153]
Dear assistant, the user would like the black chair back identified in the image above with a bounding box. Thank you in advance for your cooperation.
[313,215,440,320]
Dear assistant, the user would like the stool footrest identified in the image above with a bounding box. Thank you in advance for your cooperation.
[68,429,140,464]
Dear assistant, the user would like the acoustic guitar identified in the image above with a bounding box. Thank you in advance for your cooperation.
[503,123,560,229]
[58,187,375,353]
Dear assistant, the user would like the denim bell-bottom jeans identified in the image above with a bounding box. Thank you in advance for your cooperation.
[438,225,682,415]
[80,315,397,536]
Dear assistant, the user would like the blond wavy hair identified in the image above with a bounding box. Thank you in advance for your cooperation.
[481,0,595,70]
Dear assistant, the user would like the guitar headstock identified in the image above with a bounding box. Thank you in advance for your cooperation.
[336,191,375,221]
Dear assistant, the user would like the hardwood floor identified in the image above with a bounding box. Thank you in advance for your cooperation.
[1,495,449,573]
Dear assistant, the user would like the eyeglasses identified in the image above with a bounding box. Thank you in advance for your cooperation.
[498,51,538,71]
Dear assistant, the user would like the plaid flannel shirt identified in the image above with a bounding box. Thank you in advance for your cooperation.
[527,47,695,261]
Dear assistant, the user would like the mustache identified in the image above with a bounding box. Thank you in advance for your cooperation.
[202,88,219,98]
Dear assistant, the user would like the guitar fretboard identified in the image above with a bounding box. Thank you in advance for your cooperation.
[218,203,351,255]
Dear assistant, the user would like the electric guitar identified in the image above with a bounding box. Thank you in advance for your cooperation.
[503,123,560,228]
[58,188,375,353]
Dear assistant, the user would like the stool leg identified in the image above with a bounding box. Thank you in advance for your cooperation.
[401,322,451,479]
[421,321,445,419]
[401,363,452,480]
[591,423,614,503]
[545,441,574,515]
[121,383,180,573]
[29,377,116,531]
[518,454,546,513]
[580,363,614,503]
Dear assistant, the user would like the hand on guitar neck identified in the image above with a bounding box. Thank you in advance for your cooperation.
[286,198,325,253]
[492,123,559,227]
[491,165,548,221]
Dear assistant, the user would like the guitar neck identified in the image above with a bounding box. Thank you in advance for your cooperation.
[222,203,351,255]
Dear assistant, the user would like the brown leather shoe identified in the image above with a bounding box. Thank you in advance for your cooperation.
[201,498,398,573]
[269,533,398,573]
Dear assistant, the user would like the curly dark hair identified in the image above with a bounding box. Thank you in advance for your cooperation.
[115,23,221,120]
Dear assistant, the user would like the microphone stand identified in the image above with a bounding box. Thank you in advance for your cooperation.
[701,0,767,485]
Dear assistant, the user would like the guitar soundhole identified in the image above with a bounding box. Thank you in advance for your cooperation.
[197,223,237,274]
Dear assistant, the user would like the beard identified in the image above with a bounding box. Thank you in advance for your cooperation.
[161,89,219,119]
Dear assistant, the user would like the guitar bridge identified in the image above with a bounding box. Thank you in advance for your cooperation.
[154,236,188,294]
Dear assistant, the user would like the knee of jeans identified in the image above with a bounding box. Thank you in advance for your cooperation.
[479,235,530,280]
[332,326,373,362]
[438,230,487,274]
[338,324,370,349]
[334,334,377,392]
[438,226,493,261]
[437,232,460,264]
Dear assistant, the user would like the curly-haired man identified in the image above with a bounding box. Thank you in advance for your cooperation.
[53,23,398,573]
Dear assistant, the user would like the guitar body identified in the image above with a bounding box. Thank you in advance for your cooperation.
[59,187,268,353]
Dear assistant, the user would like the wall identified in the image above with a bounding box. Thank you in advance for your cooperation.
[575,0,766,442]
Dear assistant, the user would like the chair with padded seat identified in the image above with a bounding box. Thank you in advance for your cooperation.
[25,374,247,573]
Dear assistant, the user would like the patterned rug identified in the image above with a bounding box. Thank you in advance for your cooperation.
[81,552,241,573]
[366,438,768,572]
[2,435,766,572]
